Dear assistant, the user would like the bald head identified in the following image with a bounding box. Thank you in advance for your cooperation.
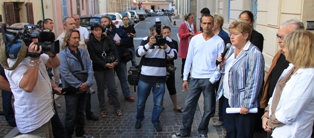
[72,14,81,27]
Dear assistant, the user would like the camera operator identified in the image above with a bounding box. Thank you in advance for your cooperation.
[4,38,60,136]
[135,23,177,132]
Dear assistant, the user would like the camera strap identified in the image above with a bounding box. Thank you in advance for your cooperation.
[0,23,28,70]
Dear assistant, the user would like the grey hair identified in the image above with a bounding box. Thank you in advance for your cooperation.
[280,19,304,30]
[62,17,73,25]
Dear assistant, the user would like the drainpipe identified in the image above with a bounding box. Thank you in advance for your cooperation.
[41,0,45,19]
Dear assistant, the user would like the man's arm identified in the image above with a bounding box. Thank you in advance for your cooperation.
[0,75,11,91]
[45,54,60,68]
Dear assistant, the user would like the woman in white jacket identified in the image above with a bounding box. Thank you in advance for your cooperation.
[262,30,314,138]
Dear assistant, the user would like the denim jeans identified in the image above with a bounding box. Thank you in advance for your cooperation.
[1,90,15,126]
[114,61,131,98]
[64,93,87,138]
[180,78,215,135]
[136,80,165,124]
[94,69,120,112]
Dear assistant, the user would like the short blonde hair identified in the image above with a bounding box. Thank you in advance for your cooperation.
[229,19,253,40]
[213,14,224,29]
[284,30,314,68]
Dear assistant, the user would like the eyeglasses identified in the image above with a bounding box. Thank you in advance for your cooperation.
[276,34,286,40]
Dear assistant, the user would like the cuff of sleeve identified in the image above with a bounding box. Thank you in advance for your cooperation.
[183,75,188,81]
[275,110,289,125]
[144,44,150,51]
[165,46,171,54]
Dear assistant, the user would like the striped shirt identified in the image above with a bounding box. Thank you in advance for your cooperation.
[216,41,265,108]
[136,36,177,82]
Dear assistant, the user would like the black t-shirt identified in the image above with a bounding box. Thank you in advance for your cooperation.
[267,53,289,98]
[120,25,136,47]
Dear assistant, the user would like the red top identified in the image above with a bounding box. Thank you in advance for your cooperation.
[178,22,197,59]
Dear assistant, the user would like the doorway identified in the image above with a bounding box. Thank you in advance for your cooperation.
[151,5,155,11]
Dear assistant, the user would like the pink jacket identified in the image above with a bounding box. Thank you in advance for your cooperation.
[178,22,197,59]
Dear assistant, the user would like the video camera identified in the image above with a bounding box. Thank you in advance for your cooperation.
[154,18,166,46]
[4,24,59,58]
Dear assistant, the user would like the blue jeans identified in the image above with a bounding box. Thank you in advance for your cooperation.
[180,78,215,135]
[64,93,87,138]
[114,61,131,98]
[1,90,15,126]
[136,80,165,124]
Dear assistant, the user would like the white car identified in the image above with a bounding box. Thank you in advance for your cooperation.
[155,10,164,16]
[97,12,123,28]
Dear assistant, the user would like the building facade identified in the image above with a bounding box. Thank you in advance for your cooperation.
[177,0,314,72]
[0,0,99,35]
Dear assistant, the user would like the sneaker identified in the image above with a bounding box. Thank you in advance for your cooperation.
[171,132,189,137]
[199,134,207,137]
[154,124,162,132]
[213,120,224,126]
[135,121,141,129]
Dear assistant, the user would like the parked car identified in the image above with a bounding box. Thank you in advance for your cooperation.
[155,10,164,16]
[120,11,135,26]
[128,10,139,23]
[145,9,156,17]
[96,12,123,28]
[80,13,123,33]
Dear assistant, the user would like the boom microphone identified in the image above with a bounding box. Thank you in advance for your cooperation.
[216,43,232,65]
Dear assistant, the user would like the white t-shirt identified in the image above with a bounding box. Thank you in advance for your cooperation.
[223,53,235,99]
[5,54,54,133]
[77,26,89,39]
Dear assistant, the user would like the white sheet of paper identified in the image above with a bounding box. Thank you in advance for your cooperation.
[226,108,258,114]
[113,33,121,41]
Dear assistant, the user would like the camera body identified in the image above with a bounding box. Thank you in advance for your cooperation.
[154,18,166,46]
[19,25,60,56]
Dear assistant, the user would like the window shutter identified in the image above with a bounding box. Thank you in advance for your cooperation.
[25,2,34,24]
[3,2,15,25]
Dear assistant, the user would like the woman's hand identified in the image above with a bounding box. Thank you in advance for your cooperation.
[239,106,249,114]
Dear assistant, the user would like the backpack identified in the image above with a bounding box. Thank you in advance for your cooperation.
[0,23,28,70]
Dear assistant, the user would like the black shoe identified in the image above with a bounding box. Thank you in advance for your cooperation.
[135,121,141,129]
[154,124,162,132]
[86,114,99,121]
[171,132,189,137]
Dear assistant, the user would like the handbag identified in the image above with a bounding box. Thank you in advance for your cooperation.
[62,72,88,95]
[101,40,116,63]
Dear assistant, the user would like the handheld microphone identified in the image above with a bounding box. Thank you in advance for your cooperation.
[216,43,232,65]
